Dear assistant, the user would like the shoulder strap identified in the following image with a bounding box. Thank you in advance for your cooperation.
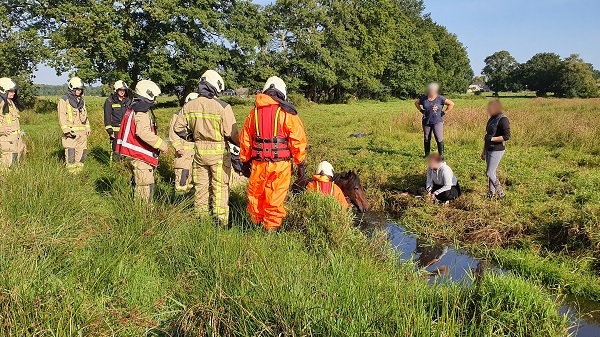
[213,98,229,109]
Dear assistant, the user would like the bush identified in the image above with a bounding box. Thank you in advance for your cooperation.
[287,93,310,108]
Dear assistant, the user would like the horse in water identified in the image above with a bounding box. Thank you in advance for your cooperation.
[294,169,370,213]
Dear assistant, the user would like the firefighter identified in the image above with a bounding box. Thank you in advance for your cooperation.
[104,80,131,161]
[115,80,168,201]
[0,77,26,169]
[306,161,349,210]
[169,92,198,195]
[58,77,90,173]
[173,70,238,224]
[239,76,308,232]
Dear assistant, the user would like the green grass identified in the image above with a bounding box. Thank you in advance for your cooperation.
[0,95,583,335]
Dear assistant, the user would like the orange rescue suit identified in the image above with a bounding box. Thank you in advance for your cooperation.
[306,175,350,210]
[239,94,307,230]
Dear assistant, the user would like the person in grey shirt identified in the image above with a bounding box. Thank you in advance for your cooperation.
[425,154,461,203]
[481,99,511,199]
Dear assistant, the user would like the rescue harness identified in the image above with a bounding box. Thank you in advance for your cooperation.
[251,104,291,162]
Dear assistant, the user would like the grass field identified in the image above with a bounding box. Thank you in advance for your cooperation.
[2,94,597,335]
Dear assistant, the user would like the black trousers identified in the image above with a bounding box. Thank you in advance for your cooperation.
[433,183,461,202]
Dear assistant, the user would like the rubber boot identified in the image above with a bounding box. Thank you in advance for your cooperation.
[437,141,444,158]
[424,141,431,158]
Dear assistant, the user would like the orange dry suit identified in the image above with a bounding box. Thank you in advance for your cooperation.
[239,94,307,230]
[306,175,350,210]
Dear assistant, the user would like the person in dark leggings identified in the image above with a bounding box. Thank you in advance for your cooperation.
[481,99,511,199]
[426,154,461,203]
[415,83,455,157]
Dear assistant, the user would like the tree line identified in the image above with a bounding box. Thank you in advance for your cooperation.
[3,0,473,104]
[482,51,600,98]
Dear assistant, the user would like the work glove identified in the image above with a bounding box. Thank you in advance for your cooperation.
[106,127,114,136]
[231,154,244,175]
[241,162,252,178]
[296,162,306,180]
[64,132,76,139]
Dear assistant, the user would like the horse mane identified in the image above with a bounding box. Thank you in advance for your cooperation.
[334,170,361,186]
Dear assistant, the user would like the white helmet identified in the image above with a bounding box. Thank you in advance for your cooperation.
[316,161,335,179]
[263,76,287,99]
[68,77,85,90]
[185,92,199,103]
[113,80,129,92]
[135,80,161,101]
[201,70,225,93]
[0,78,18,94]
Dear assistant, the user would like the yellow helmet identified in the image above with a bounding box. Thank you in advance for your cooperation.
[0,78,18,94]
[135,80,161,101]
[201,70,225,93]
[263,76,287,99]
[113,80,129,92]
[316,161,335,179]
[185,92,199,103]
[68,77,85,90]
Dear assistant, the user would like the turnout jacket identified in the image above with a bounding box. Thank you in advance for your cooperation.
[104,94,131,134]
[0,97,21,136]
[58,95,90,134]
[173,96,238,155]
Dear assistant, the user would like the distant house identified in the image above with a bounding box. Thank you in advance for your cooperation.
[222,89,236,97]
[468,82,490,93]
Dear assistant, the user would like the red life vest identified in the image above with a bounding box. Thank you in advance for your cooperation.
[251,104,291,161]
[115,109,160,167]
[316,181,334,196]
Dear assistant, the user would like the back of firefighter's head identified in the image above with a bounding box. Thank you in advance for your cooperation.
[185,92,199,103]
[0,77,18,99]
[113,80,129,97]
[135,80,161,103]
[68,77,85,97]
[200,70,225,94]
[316,161,335,179]
[263,76,287,100]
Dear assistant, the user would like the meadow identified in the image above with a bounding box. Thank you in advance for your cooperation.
[1,94,598,335]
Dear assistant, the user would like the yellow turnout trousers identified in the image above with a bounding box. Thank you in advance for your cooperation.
[61,132,88,173]
[0,133,25,169]
[193,152,231,223]
[130,159,156,202]
[174,141,195,194]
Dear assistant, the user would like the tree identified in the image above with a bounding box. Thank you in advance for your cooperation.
[0,4,48,106]
[554,55,599,98]
[482,51,520,93]
[6,0,238,97]
[520,52,562,96]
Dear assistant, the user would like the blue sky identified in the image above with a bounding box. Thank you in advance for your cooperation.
[34,0,600,84]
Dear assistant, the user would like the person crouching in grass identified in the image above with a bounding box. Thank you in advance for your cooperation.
[425,154,461,204]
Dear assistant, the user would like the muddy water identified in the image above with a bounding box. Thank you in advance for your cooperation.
[361,214,600,337]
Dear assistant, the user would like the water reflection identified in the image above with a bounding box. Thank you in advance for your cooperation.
[368,215,600,337]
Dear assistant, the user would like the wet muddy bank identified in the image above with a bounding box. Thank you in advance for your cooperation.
[358,213,600,337]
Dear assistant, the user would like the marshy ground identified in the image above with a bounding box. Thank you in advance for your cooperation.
[1,94,598,336]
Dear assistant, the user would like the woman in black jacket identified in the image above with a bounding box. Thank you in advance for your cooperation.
[480,99,511,198]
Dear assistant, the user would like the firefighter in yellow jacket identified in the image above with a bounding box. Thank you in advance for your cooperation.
[57,77,90,173]
[169,92,198,194]
[0,78,26,169]
[173,70,239,223]
[126,80,169,201]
